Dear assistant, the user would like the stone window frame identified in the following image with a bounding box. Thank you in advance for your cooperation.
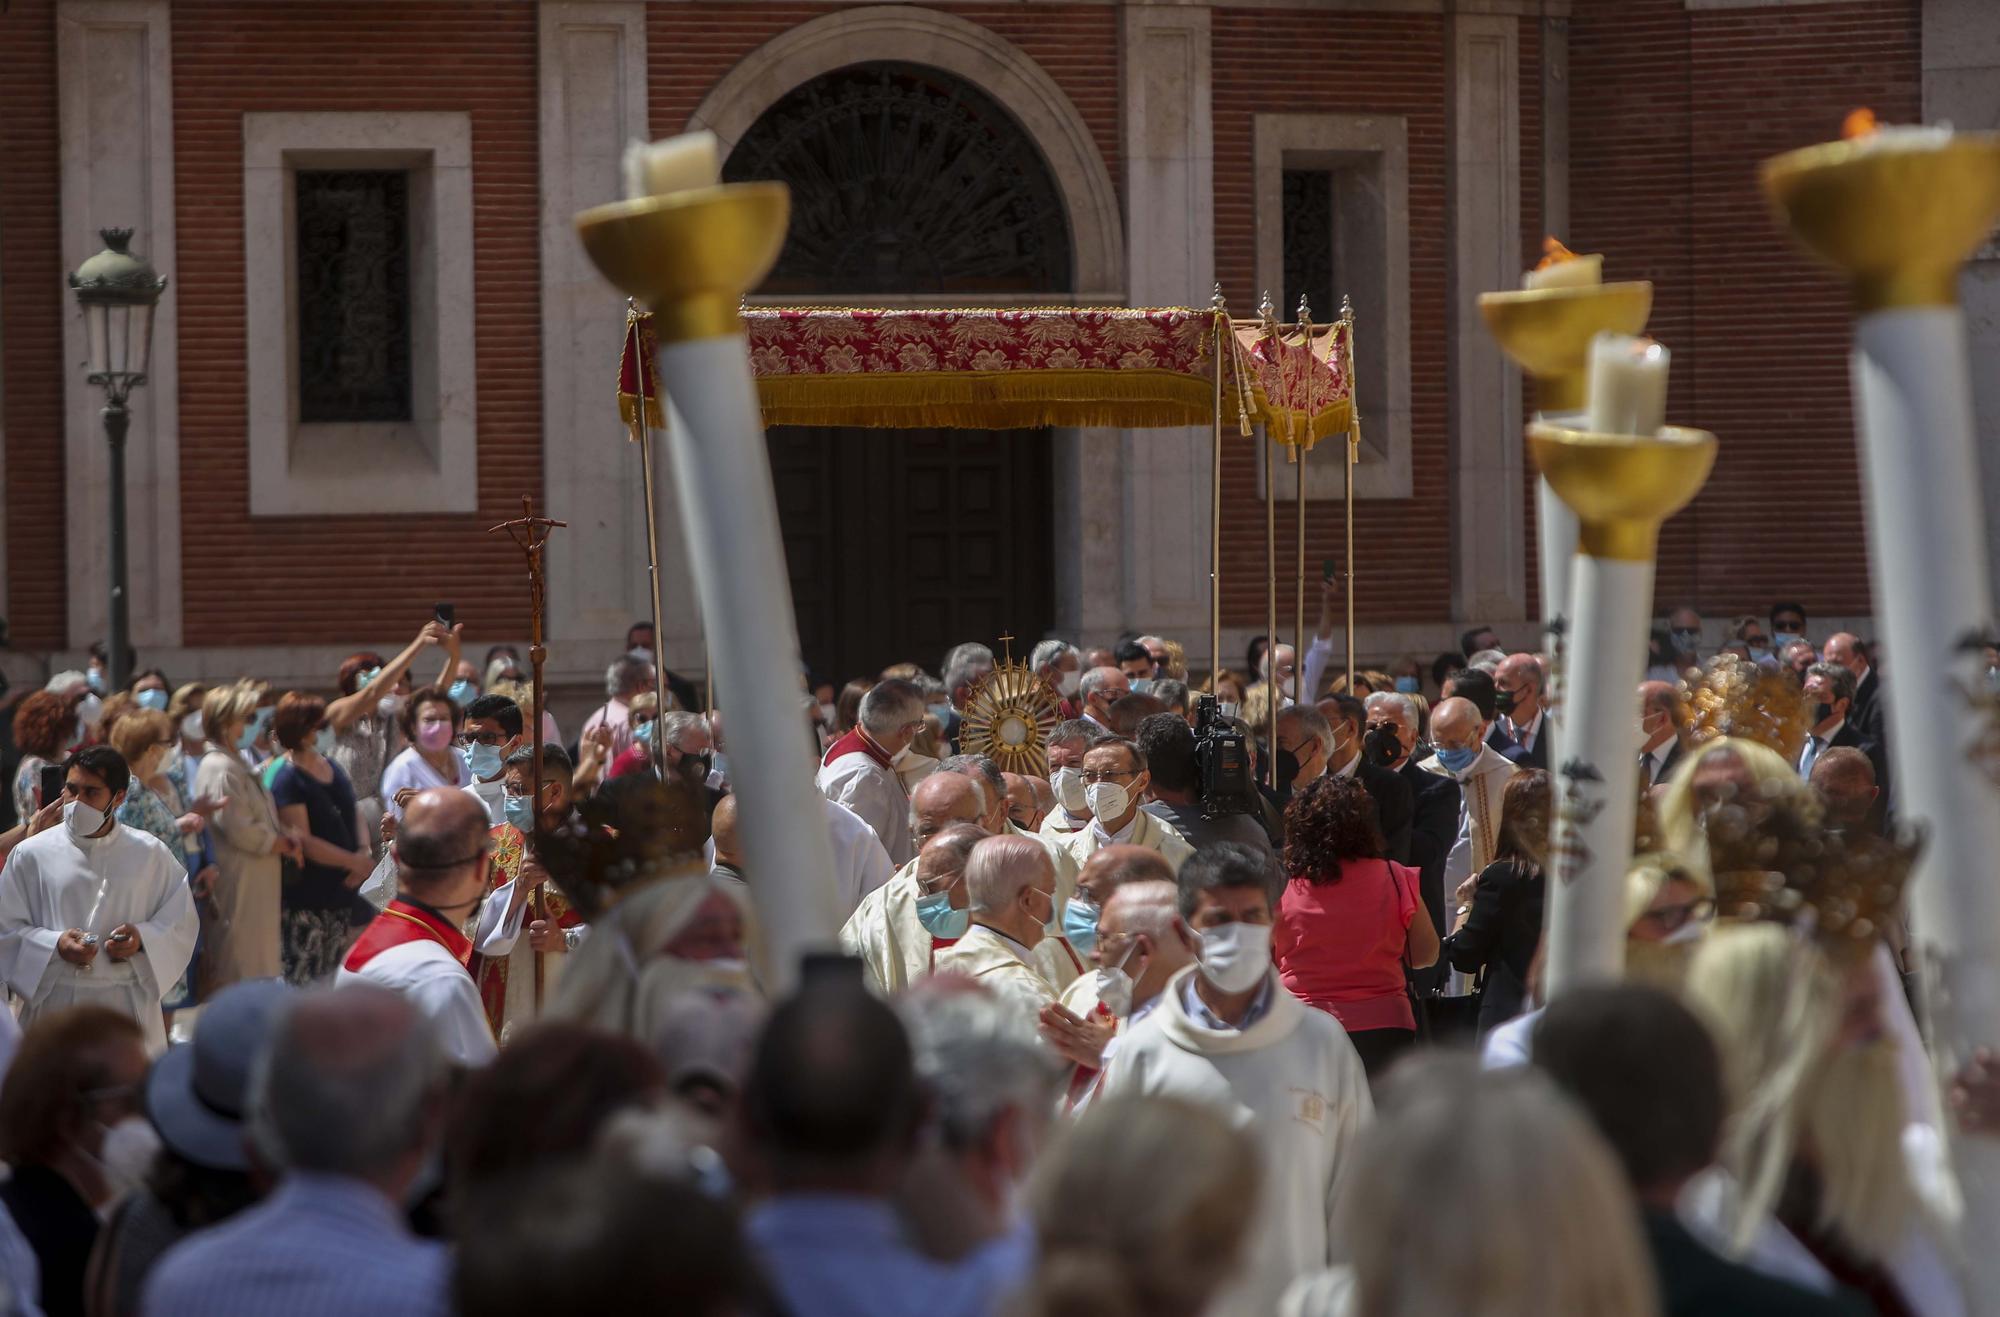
[242,111,477,516]
[1252,112,1412,501]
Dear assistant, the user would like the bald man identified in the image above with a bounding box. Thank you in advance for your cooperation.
[1414,697,1521,915]
[1002,772,1043,832]
[709,794,747,890]
[340,787,508,1065]
[1822,632,1883,739]
[1052,844,1174,1018]
[1811,746,1881,836]
[1061,879,1200,1094]
[931,835,1060,1020]
[841,822,989,996]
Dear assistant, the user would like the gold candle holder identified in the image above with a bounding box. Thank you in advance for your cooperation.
[575,183,790,340]
[1529,424,1717,563]
[1763,134,2000,313]
[1479,282,1654,414]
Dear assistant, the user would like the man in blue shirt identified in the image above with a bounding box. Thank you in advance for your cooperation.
[744,977,1032,1317]
[141,985,451,1317]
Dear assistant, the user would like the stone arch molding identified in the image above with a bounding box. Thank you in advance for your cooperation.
[687,6,1124,300]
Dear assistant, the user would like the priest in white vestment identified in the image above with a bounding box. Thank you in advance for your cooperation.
[0,747,198,1053]
[1053,740,1194,876]
[338,787,516,1066]
[931,835,1061,1022]
[843,823,985,996]
[817,679,928,868]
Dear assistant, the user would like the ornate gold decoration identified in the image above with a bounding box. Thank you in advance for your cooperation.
[1478,281,1653,413]
[1527,422,1717,562]
[576,183,791,344]
[1676,654,1813,765]
[1704,789,1922,964]
[1762,130,2000,314]
[958,635,1060,777]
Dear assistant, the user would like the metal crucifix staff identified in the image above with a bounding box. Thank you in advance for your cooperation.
[488,494,566,1007]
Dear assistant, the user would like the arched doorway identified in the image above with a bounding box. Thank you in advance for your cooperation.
[725,62,1071,685]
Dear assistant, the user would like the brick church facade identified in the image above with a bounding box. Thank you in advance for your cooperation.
[0,0,1989,700]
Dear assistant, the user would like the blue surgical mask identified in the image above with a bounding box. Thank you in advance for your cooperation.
[1436,744,1479,774]
[1747,647,1773,665]
[1394,676,1420,694]
[314,725,337,757]
[135,688,169,712]
[1131,678,1156,696]
[503,791,533,833]
[463,741,503,780]
[447,680,478,708]
[635,720,655,745]
[1773,631,1804,651]
[87,669,106,694]
[1042,890,1067,938]
[1062,896,1100,955]
[237,707,273,750]
[916,888,969,938]
[1671,627,1700,652]
[354,666,383,690]
[927,702,954,725]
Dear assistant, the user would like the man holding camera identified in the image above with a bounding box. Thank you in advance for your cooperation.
[1134,715,1275,857]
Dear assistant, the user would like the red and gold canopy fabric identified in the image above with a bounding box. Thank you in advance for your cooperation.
[617,305,1353,450]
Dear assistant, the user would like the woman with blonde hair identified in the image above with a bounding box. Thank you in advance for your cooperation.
[1016,1096,1260,1317]
[1294,1054,1659,1317]
[193,680,302,993]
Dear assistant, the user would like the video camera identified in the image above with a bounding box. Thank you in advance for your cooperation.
[1193,694,1257,818]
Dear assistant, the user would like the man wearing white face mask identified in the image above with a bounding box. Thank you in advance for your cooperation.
[1045,870,1193,1088]
[1039,719,1111,840]
[0,746,200,1053]
[1095,841,1373,1317]
[931,834,1062,1021]
[1053,739,1193,877]
[819,679,928,868]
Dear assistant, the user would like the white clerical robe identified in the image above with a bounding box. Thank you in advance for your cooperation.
[1053,809,1195,876]
[335,877,521,1067]
[0,824,198,1053]
[464,776,505,826]
[826,797,896,920]
[469,873,582,1045]
[841,859,1085,995]
[930,924,1059,1019]
[817,741,912,868]
[1417,747,1520,896]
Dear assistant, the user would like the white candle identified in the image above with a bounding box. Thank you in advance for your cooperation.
[621,131,721,201]
[1523,253,1603,291]
[1585,333,1670,437]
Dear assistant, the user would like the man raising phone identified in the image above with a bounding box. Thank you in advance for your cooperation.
[0,745,199,1052]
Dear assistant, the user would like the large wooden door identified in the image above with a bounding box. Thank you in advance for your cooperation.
[769,425,1054,684]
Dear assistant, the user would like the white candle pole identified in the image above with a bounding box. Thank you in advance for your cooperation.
[1532,420,1714,997]
[1766,129,2000,1291]
[577,141,839,993]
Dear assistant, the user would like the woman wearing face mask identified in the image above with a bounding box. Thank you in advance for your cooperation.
[268,692,376,984]
[379,687,472,822]
[11,690,73,825]
[1439,770,1550,1036]
[325,621,454,857]
[0,1007,151,1317]
[128,669,172,713]
[195,681,304,993]
[163,683,210,811]
[111,707,222,1019]
[1273,775,1439,1079]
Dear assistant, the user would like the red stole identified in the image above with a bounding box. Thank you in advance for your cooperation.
[928,934,963,970]
[344,899,474,973]
[822,728,892,772]
[471,823,580,1037]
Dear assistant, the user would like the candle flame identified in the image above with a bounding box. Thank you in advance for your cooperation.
[1842,107,1878,140]
[1535,236,1579,271]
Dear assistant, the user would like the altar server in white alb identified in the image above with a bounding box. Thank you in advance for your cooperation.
[339,786,524,1066]
[1095,841,1372,1317]
[0,746,199,1052]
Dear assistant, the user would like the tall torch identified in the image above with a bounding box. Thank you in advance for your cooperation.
[1533,338,1714,996]
[1480,254,1652,744]
[574,134,839,993]
[1765,118,2000,1283]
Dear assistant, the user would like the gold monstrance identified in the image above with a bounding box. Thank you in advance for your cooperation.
[958,635,1060,777]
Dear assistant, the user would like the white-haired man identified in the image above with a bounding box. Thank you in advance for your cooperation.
[940,642,996,753]
[819,678,928,867]
[1366,690,1460,987]
[1417,696,1521,920]
[1039,719,1112,840]
[1076,667,1130,734]
[938,754,1084,986]
[141,985,451,1314]
[931,835,1061,1019]
[1031,640,1083,718]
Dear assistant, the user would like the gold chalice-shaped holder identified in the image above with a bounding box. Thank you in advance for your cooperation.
[576,182,790,342]
[1529,423,1717,564]
[1478,281,1654,414]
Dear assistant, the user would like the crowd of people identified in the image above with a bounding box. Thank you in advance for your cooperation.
[0,592,1994,1317]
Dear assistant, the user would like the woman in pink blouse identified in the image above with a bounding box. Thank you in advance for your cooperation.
[1274,775,1439,1078]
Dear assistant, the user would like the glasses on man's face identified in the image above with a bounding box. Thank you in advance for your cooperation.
[461,730,508,747]
[917,868,963,897]
[1637,897,1715,933]
[1079,768,1139,785]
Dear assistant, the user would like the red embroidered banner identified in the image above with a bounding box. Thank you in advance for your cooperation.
[618,305,1353,450]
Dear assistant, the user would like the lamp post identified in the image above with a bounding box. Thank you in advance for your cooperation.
[68,229,166,692]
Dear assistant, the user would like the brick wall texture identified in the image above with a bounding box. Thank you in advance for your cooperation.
[0,0,1922,652]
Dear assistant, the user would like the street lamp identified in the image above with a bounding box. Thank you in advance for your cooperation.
[68,228,166,692]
